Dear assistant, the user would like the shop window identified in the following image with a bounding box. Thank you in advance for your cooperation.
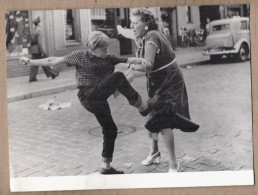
[160,8,171,35]
[5,11,31,56]
[91,9,117,38]
[117,8,132,55]
[241,21,248,30]
[187,6,192,23]
[65,9,81,44]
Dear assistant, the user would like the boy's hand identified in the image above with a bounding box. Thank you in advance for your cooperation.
[125,66,133,77]
[126,73,134,83]
[19,57,30,65]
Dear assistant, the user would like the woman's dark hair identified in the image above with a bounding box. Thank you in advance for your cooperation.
[130,8,158,31]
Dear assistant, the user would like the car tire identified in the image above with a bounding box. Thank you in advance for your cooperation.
[210,55,221,63]
[236,43,248,62]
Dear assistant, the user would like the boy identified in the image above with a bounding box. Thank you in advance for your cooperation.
[20,31,150,174]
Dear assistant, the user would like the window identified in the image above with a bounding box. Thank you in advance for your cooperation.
[64,9,81,44]
[186,6,192,23]
[213,24,230,31]
[5,11,31,56]
[91,9,117,38]
[65,10,75,41]
[240,21,248,30]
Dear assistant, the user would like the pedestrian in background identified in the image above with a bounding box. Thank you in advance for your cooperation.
[29,16,59,82]
[20,31,150,174]
[129,8,199,172]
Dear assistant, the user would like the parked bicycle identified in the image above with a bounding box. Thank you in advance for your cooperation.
[179,26,206,47]
[179,26,189,47]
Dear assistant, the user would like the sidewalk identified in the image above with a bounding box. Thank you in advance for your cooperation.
[8,59,253,177]
[7,46,209,103]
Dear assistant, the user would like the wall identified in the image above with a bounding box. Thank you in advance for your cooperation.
[177,6,201,36]
[6,11,48,78]
[79,9,92,46]
[6,9,134,78]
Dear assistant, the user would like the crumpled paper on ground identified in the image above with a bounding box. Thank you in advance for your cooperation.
[38,99,71,111]
[122,163,134,169]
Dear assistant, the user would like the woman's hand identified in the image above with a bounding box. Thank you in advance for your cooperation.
[141,58,151,67]
[130,64,147,72]
[19,57,31,66]
[141,58,152,71]
[130,60,152,72]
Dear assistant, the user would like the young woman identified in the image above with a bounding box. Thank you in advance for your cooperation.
[129,8,199,172]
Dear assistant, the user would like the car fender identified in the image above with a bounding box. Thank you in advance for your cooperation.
[234,39,250,52]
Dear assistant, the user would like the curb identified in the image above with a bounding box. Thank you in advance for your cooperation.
[179,60,210,68]
[8,84,77,103]
[8,60,209,103]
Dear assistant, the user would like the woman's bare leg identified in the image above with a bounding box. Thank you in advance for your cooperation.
[160,128,178,170]
[141,133,160,165]
[150,138,159,155]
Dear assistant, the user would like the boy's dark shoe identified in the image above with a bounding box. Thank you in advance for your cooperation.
[29,79,38,83]
[139,107,152,116]
[100,167,124,175]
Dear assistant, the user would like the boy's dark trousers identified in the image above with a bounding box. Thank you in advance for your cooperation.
[78,72,140,162]
[29,53,59,81]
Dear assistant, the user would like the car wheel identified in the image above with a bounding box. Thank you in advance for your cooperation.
[236,44,248,62]
[210,55,221,63]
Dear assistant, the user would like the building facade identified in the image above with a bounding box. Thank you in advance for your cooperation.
[5,5,249,78]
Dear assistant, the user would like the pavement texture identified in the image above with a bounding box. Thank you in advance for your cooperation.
[6,46,253,177]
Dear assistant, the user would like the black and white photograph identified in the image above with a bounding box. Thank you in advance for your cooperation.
[6,4,253,192]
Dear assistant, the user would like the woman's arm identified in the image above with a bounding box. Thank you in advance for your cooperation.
[20,56,65,67]
[127,57,148,64]
[131,42,159,72]
[127,57,152,71]
[126,57,152,72]
[115,57,151,70]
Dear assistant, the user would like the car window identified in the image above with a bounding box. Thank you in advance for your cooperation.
[213,24,230,31]
[241,21,248,30]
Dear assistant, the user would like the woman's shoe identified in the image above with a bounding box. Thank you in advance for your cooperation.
[141,151,161,166]
[168,163,180,173]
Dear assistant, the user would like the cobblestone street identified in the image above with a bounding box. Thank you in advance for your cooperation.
[8,60,253,177]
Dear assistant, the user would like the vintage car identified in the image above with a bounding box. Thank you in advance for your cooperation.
[203,17,250,62]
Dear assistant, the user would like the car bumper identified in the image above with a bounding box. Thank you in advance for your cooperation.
[203,49,238,56]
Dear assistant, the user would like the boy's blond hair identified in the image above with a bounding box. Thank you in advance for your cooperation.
[86,31,109,51]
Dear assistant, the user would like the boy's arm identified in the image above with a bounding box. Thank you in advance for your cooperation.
[20,56,65,67]
[107,54,128,66]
